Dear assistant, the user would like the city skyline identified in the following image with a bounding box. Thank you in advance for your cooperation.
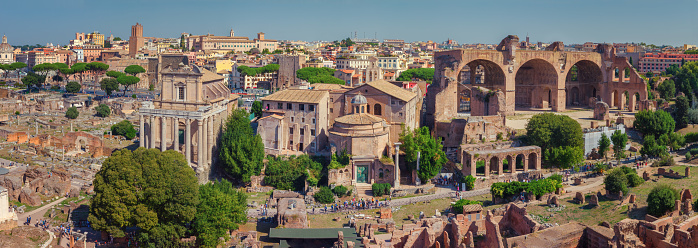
[1,0,697,46]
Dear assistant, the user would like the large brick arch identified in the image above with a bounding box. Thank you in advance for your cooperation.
[426,36,648,129]
[514,58,559,109]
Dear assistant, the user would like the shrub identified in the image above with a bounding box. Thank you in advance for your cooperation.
[647,185,679,217]
[547,174,563,184]
[333,185,348,197]
[306,176,318,187]
[604,168,629,195]
[461,175,476,191]
[652,154,676,167]
[372,183,392,197]
[685,132,698,143]
[490,179,559,200]
[619,166,635,175]
[314,187,335,204]
[690,148,698,155]
[95,104,110,117]
[626,173,644,187]
[110,120,136,140]
[451,199,482,214]
[686,153,692,161]
[65,107,79,119]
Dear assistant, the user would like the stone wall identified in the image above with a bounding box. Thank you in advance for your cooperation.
[470,86,506,117]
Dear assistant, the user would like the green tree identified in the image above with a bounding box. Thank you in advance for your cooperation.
[124,65,146,76]
[85,62,109,81]
[611,130,628,162]
[113,37,122,41]
[657,79,675,99]
[314,187,334,204]
[251,101,263,119]
[295,67,345,85]
[106,71,126,78]
[219,109,264,183]
[89,148,199,246]
[111,120,137,140]
[194,179,247,248]
[525,113,583,166]
[95,104,110,117]
[117,75,140,93]
[65,107,79,119]
[598,133,611,160]
[8,62,27,80]
[65,81,81,93]
[100,78,120,96]
[646,184,679,217]
[396,68,436,83]
[70,63,87,83]
[546,146,584,169]
[675,95,690,129]
[264,155,322,191]
[634,110,675,137]
[32,63,58,84]
[399,126,448,182]
[604,168,629,195]
[461,175,476,191]
[21,72,44,90]
[640,134,667,157]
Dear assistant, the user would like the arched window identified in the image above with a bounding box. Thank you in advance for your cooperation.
[374,104,382,115]
[379,169,384,178]
[355,106,359,113]
[361,106,365,113]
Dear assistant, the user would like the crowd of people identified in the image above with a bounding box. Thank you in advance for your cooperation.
[319,197,392,214]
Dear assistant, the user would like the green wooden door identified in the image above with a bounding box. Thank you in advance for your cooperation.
[357,166,368,183]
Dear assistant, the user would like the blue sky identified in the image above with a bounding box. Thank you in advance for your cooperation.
[2,0,696,46]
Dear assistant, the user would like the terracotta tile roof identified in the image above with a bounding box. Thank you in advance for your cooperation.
[364,80,417,102]
[261,89,328,104]
[197,66,225,82]
[334,113,384,125]
[462,204,483,213]
[338,69,354,74]
[312,84,351,91]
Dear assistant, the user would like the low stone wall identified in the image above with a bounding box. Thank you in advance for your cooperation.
[391,184,435,197]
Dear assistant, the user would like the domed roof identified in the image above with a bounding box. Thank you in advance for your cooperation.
[351,94,367,105]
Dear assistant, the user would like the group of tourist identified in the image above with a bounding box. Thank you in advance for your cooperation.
[321,197,391,213]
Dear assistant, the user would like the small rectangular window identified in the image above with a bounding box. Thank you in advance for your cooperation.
[178,87,185,100]
[289,127,293,135]
[277,103,282,109]
[330,108,333,113]
[287,103,292,110]
[301,118,305,123]
[290,117,294,122]
[309,105,315,111]
[312,118,316,124]
[311,129,316,136]
[300,129,305,135]
[299,104,305,111]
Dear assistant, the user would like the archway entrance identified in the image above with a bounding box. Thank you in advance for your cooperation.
[515,59,558,109]
[528,153,538,170]
[565,60,602,107]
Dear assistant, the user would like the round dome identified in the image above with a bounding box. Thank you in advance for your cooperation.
[351,94,367,105]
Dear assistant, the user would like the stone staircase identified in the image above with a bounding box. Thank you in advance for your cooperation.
[355,184,373,196]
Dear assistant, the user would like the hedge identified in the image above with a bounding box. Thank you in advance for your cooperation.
[490,178,560,199]
[451,199,482,214]
[333,185,349,197]
[372,183,392,197]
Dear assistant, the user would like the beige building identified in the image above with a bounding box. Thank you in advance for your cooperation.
[257,90,329,155]
[139,55,237,182]
[0,35,13,64]
[186,30,278,53]
[258,80,419,188]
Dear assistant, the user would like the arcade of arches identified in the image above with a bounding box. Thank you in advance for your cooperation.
[426,35,649,130]
[460,146,542,177]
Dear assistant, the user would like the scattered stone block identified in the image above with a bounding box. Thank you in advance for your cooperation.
[629,194,636,203]
[590,194,599,207]
[575,192,585,204]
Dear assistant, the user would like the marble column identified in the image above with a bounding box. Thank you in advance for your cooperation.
[139,115,144,148]
[185,118,191,164]
[208,116,213,165]
[149,115,155,149]
[160,116,167,151]
[198,119,204,167]
[173,118,179,152]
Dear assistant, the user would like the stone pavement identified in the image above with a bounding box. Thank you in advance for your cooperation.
[16,197,67,226]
